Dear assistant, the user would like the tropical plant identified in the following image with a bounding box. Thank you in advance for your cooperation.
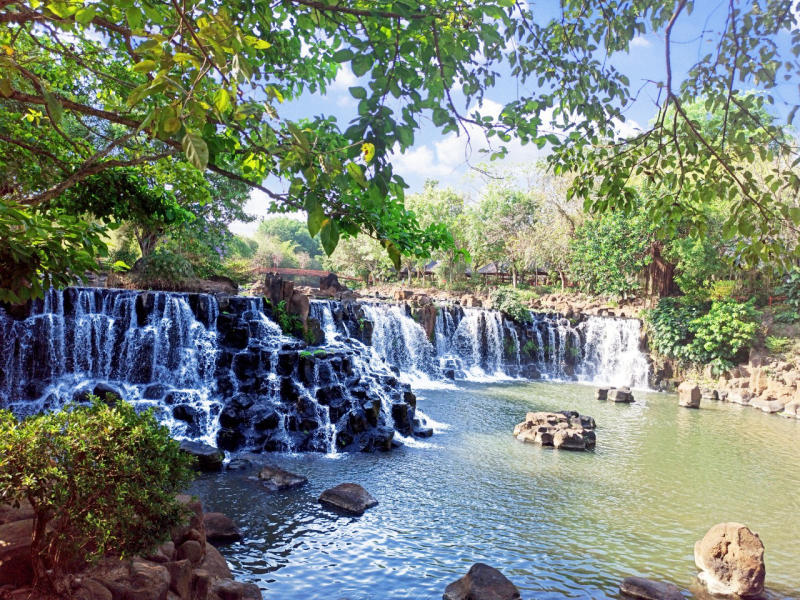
[490,287,532,324]
[0,398,193,591]
[778,268,800,311]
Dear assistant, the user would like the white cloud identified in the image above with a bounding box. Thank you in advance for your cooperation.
[630,35,652,48]
[331,65,357,90]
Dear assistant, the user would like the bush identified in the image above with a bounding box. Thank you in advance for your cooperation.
[489,287,532,324]
[0,398,193,589]
[133,249,195,286]
[646,297,761,373]
[765,335,793,355]
[778,268,800,310]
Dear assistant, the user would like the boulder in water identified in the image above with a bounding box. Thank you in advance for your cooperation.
[619,576,683,600]
[694,522,765,597]
[318,483,378,515]
[179,441,224,472]
[678,381,701,408]
[608,387,634,403]
[513,411,596,450]
[257,465,308,491]
[595,387,610,400]
[443,563,520,600]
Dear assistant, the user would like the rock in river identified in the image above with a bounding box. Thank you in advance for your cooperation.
[318,483,378,515]
[694,522,765,597]
[258,465,308,491]
[513,411,596,450]
[678,381,701,408]
[608,386,634,403]
[443,563,520,600]
[619,576,683,600]
[179,440,224,472]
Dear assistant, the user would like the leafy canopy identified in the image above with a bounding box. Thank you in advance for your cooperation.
[1,0,799,300]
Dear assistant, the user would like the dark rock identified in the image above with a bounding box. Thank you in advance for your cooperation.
[254,408,281,431]
[226,458,252,471]
[177,540,204,565]
[276,351,297,376]
[179,441,224,472]
[198,544,233,580]
[173,404,200,424]
[92,382,121,403]
[258,465,308,491]
[443,563,520,600]
[203,513,242,544]
[608,387,634,403]
[217,428,245,452]
[165,559,192,599]
[318,483,378,515]
[596,387,610,400]
[620,576,683,600]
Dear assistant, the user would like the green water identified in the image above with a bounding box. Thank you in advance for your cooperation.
[191,381,800,599]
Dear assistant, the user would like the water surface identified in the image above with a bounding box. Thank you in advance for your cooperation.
[190,381,800,600]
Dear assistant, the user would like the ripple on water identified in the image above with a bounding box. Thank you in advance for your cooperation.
[190,381,800,600]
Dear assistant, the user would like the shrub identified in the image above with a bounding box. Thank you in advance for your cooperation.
[778,268,800,310]
[133,249,195,286]
[646,297,761,373]
[708,279,737,301]
[489,287,532,324]
[765,335,793,354]
[687,300,761,372]
[0,398,193,589]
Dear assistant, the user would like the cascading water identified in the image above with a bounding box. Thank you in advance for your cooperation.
[576,316,650,389]
[0,289,428,453]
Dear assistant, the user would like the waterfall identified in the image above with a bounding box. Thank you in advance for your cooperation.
[1,289,426,454]
[576,316,650,389]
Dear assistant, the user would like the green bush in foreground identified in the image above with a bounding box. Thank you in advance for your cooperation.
[645,298,761,374]
[0,397,194,590]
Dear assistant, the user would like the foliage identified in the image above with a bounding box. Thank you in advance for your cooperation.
[666,232,730,301]
[3,0,797,301]
[489,287,532,324]
[569,210,655,298]
[708,280,737,301]
[765,335,793,355]
[220,258,254,286]
[0,397,193,588]
[258,217,323,259]
[131,249,195,286]
[0,201,108,303]
[778,268,800,311]
[646,297,761,372]
[270,299,303,338]
[773,308,800,324]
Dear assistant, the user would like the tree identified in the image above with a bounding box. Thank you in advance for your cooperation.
[2,0,798,301]
[257,217,323,259]
[569,209,657,298]
[0,398,193,592]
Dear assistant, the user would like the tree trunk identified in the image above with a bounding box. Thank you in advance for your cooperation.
[559,270,566,289]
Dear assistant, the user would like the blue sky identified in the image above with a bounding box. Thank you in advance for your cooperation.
[231,1,800,235]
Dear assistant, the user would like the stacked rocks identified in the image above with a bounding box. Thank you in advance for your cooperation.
[513,410,597,450]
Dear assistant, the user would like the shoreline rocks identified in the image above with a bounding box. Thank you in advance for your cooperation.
[513,410,596,450]
[318,483,378,515]
[694,523,765,597]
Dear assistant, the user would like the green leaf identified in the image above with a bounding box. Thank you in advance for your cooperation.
[74,6,97,25]
[319,219,340,255]
[306,197,325,237]
[43,90,63,125]
[352,54,372,77]
[182,132,209,170]
[125,6,143,29]
[382,239,401,269]
[333,49,354,63]
[349,86,367,99]
[131,60,157,73]
[214,88,231,114]
[0,78,12,98]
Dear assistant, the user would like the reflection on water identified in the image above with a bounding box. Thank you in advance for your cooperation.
[189,381,800,600]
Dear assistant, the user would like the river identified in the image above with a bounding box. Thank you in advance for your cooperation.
[190,380,800,600]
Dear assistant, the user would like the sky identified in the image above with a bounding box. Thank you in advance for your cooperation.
[230,1,800,236]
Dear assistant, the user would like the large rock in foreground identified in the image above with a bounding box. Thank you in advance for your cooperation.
[694,523,765,597]
[513,410,596,450]
[678,382,701,409]
[318,483,377,515]
[619,576,683,600]
[443,563,520,600]
[203,512,243,544]
[258,465,308,491]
